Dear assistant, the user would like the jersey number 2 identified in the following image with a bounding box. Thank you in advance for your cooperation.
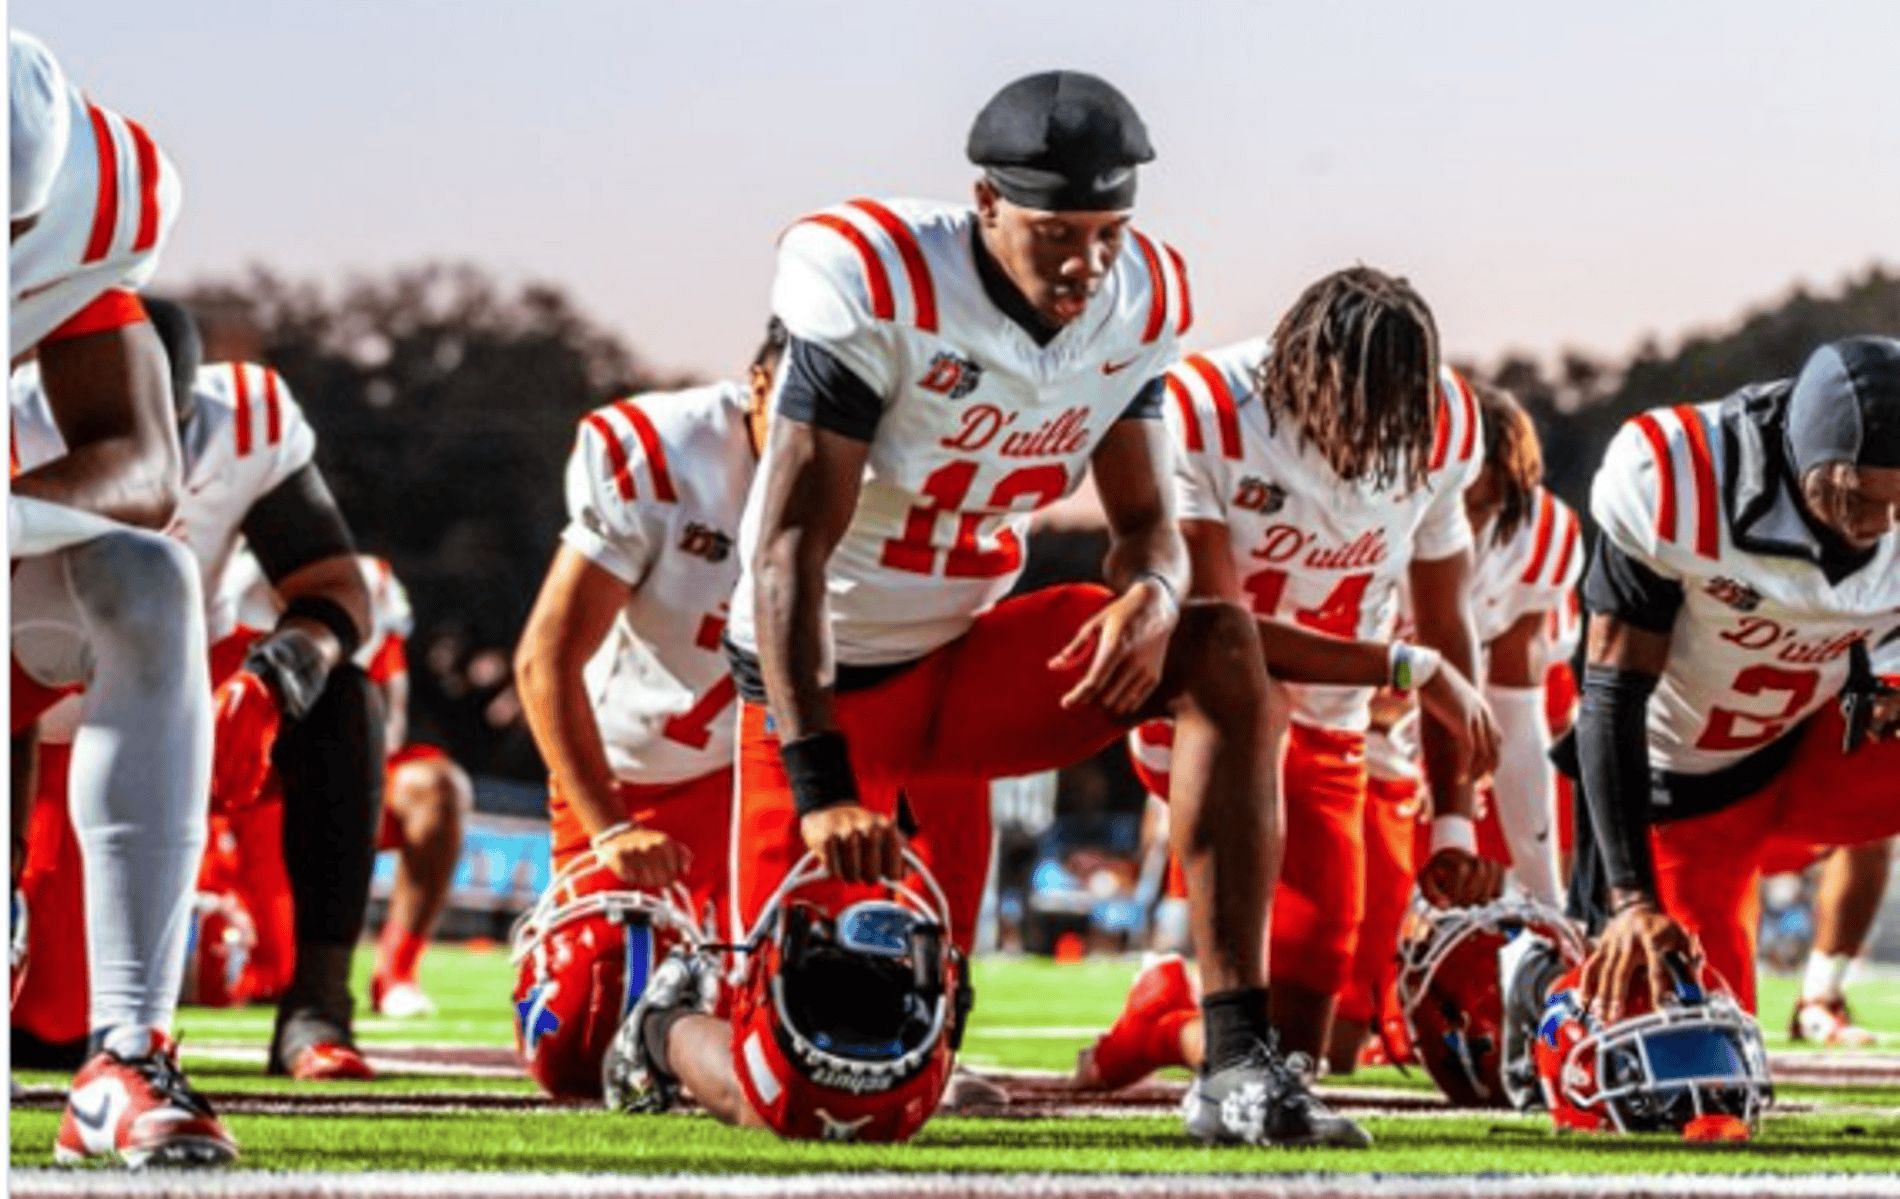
[881,461,1068,579]
[1695,665,1820,753]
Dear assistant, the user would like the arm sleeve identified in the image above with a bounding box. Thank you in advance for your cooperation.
[1576,663,1661,896]
[1581,537,1684,635]
[1485,683,1562,906]
[559,417,655,587]
[240,463,357,583]
[774,337,884,441]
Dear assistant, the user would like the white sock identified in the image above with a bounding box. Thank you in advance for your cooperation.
[1801,950,1853,1004]
[61,531,213,1038]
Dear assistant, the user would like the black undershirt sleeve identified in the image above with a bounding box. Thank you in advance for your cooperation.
[1117,375,1166,422]
[775,337,885,442]
[1577,663,1661,898]
[1581,536,1685,635]
[240,463,358,584]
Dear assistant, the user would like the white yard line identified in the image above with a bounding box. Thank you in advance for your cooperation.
[13,1170,1900,1199]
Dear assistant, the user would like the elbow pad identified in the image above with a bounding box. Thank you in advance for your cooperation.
[1577,664,1660,895]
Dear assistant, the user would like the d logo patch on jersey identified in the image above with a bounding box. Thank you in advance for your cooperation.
[1705,577,1763,613]
[917,351,983,401]
[679,522,733,563]
[1233,476,1287,515]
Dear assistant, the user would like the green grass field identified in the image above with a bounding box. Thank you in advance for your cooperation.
[13,946,1900,1183]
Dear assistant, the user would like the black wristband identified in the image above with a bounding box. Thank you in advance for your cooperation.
[779,731,859,819]
[283,594,363,661]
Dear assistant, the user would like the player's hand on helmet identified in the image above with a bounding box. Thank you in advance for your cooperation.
[1417,846,1506,908]
[1579,894,1701,1024]
[1417,667,1501,783]
[596,824,690,889]
[801,803,904,884]
[209,669,283,814]
[1052,578,1177,716]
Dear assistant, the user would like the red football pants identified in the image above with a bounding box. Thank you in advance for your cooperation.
[733,585,1125,956]
[1651,703,1900,1013]
[1336,772,1423,1025]
[14,744,87,1045]
[1268,724,1370,996]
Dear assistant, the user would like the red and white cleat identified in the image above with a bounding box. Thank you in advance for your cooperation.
[285,1041,377,1081]
[1790,997,1878,1047]
[54,1032,237,1168]
[1073,953,1197,1091]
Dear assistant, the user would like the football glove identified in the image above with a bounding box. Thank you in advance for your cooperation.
[209,669,281,814]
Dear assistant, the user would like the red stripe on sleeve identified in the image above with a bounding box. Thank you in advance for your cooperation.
[1631,414,1678,545]
[1428,391,1452,471]
[1520,491,1558,584]
[41,289,146,343]
[1673,404,1720,560]
[1165,374,1204,453]
[263,370,284,445]
[613,400,678,503]
[1455,370,1479,462]
[232,365,254,458]
[1551,505,1581,585]
[1164,243,1192,334]
[584,413,635,501]
[846,200,937,332]
[125,118,161,252]
[1131,231,1169,344]
[799,214,894,322]
[1185,356,1242,459]
[82,104,121,264]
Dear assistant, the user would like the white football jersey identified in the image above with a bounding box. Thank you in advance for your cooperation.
[9,40,181,354]
[1167,338,1485,732]
[1592,401,1900,775]
[564,382,757,784]
[11,361,314,638]
[1472,487,1584,647]
[727,197,1192,665]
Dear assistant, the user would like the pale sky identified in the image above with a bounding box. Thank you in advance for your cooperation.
[20,1,1899,378]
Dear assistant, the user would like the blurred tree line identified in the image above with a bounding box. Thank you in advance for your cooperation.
[1478,264,1900,515]
[177,262,1898,783]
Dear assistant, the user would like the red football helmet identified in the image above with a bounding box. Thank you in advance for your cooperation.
[1397,897,1586,1108]
[509,851,704,1100]
[1534,954,1772,1137]
[178,891,257,1007]
[728,851,967,1143]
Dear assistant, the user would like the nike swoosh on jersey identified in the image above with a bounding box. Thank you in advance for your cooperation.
[1100,358,1138,375]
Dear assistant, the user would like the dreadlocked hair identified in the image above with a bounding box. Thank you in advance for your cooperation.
[1472,378,1543,545]
[1256,266,1440,493]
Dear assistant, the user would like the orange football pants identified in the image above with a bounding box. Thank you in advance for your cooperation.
[733,585,1125,956]
[548,767,734,937]
[1268,724,1370,996]
[1651,702,1900,1013]
[1336,772,1423,1025]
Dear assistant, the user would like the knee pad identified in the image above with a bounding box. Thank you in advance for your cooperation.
[66,528,203,653]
